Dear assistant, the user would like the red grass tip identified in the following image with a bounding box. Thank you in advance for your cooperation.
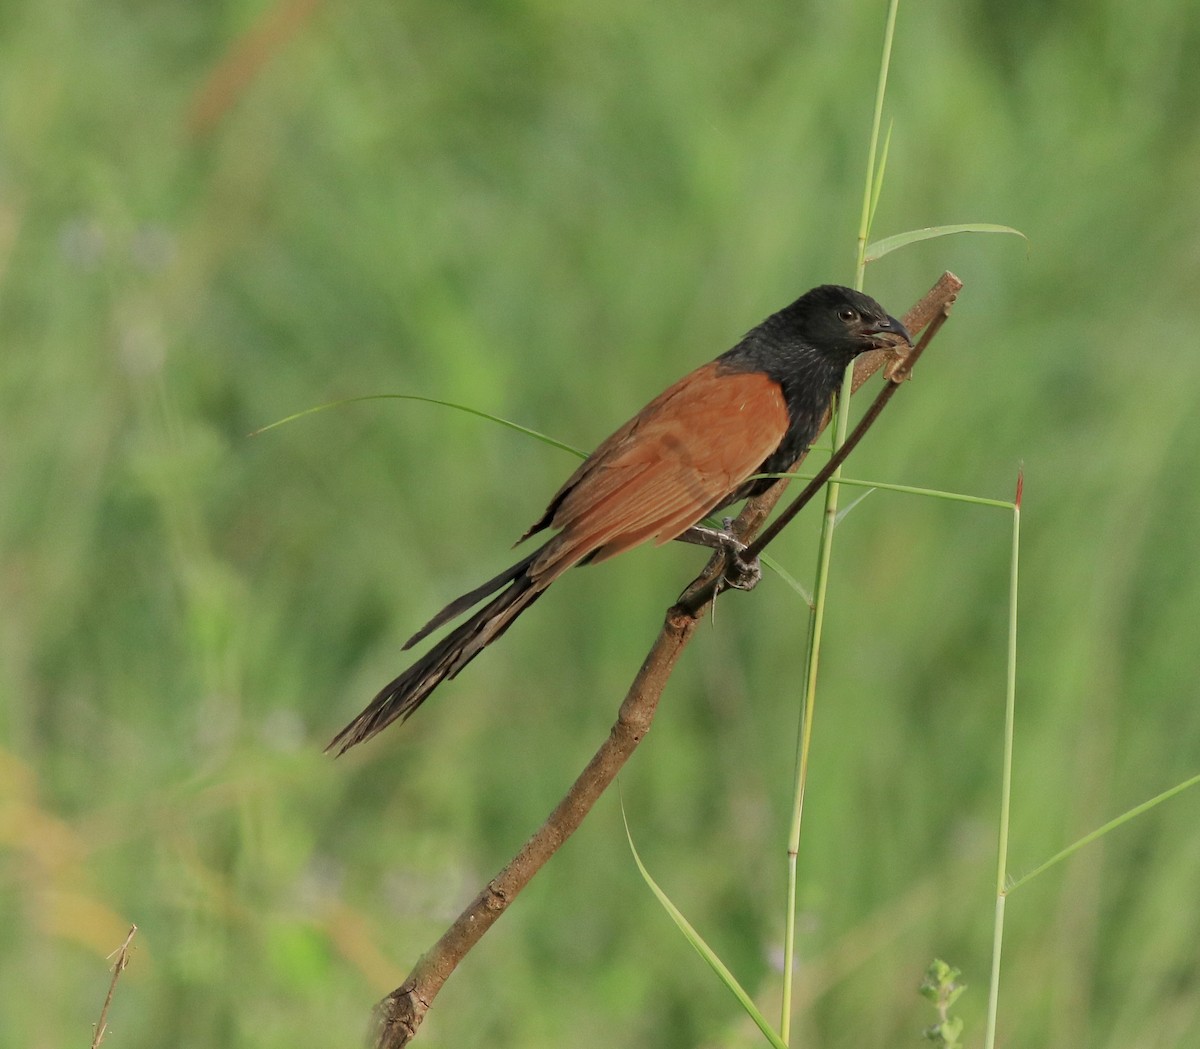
[1014,465,1024,509]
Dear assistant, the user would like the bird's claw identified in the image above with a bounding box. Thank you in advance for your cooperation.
[677,522,762,592]
[716,534,762,592]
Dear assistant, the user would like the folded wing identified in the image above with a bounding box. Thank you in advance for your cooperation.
[531,362,790,580]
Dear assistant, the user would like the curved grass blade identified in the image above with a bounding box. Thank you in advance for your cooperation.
[761,553,813,606]
[833,486,876,527]
[866,120,894,234]
[249,393,587,458]
[621,802,788,1049]
[865,224,1027,263]
[1006,770,1200,894]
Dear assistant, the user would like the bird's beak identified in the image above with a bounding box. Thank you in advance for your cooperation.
[869,314,912,349]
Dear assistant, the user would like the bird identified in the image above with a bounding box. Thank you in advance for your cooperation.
[328,284,910,753]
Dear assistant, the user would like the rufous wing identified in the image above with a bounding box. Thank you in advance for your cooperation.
[531,362,789,578]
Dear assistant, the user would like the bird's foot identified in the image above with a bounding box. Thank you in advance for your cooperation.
[720,539,762,591]
[679,521,762,592]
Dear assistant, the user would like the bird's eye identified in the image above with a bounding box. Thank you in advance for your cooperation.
[837,307,859,324]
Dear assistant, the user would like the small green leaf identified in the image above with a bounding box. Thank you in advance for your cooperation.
[920,958,967,1048]
[865,224,1028,263]
[622,802,788,1049]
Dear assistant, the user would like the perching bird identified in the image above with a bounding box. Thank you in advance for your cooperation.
[329,284,910,753]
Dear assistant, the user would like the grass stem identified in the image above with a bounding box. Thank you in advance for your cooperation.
[782,0,901,1039]
[983,484,1021,1049]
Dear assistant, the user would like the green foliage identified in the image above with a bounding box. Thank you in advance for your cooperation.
[2,1,1200,1047]
[921,958,967,1048]
[865,224,1027,263]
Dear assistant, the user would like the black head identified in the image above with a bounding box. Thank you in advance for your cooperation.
[783,285,911,365]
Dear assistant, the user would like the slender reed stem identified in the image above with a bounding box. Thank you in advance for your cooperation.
[855,0,902,285]
[781,2,900,1038]
[984,476,1022,1049]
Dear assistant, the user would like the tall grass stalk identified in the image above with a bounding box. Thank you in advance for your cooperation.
[984,480,1022,1049]
[779,0,900,1039]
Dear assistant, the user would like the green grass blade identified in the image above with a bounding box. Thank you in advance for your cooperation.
[865,223,1027,263]
[822,477,1012,510]
[761,553,814,606]
[1006,770,1200,895]
[983,492,1021,1049]
[867,120,894,233]
[250,393,587,458]
[621,804,788,1049]
[748,471,1016,510]
[832,486,876,526]
[853,0,901,284]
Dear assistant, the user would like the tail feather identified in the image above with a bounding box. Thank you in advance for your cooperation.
[327,567,548,754]
[403,549,540,650]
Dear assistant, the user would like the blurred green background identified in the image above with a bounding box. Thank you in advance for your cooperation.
[3,0,1200,1046]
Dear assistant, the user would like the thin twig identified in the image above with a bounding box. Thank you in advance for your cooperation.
[369,273,961,1049]
[91,924,137,1049]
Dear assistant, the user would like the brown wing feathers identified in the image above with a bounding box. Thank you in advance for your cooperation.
[541,365,788,569]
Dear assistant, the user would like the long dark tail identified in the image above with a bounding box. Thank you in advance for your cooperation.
[327,549,548,754]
